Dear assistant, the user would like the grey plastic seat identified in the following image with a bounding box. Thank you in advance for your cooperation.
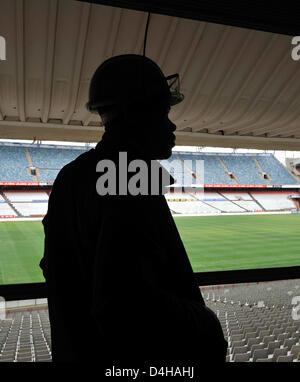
[293,332,300,342]
[230,329,244,336]
[277,355,294,362]
[256,358,273,362]
[283,338,298,350]
[285,326,298,335]
[247,337,261,349]
[273,328,285,336]
[244,327,256,334]
[290,345,300,360]
[234,353,251,362]
[253,349,268,362]
[262,335,276,345]
[231,340,247,348]
[267,341,281,354]
[279,323,289,329]
[233,345,248,356]
[273,347,288,361]
[258,329,270,339]
[256,326,268,333]
[246,332,257,340]
[250,343,266,354]
[231,334,244,342]
[277,333,289,343]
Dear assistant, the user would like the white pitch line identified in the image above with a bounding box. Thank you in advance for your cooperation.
[0,217,43,222]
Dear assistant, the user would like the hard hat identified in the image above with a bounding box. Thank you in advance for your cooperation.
[86,54,184,115]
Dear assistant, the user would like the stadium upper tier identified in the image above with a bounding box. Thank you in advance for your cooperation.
[0,144,299,185]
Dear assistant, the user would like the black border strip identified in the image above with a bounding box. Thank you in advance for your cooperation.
[0,266,300,301]
[195,266,300,286]
[0,282,47,301]
[78,0,300,36]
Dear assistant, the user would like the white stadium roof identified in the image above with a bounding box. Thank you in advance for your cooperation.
[0,0,300,149]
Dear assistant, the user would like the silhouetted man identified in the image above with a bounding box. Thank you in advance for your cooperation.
[40,55,227,363]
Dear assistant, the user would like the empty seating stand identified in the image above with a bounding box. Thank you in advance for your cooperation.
[1,279,299,362]
[202,279,300,363]
[0,307,51,362]
[3,191,49,217]
[1,143,297,186]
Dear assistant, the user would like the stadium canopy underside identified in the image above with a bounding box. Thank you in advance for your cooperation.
[1,0,300,150]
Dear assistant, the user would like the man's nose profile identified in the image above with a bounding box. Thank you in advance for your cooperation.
[40,54,227,364]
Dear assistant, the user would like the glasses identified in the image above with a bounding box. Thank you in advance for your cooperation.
[165,74,184,106]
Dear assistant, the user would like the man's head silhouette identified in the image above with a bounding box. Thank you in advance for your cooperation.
[86,54,184,159]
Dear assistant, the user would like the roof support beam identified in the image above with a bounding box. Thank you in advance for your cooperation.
[82,7,123,127]
[62,3,91,125]
[15,0,25,122]
[41,0,58,124]
[174,131,300,150]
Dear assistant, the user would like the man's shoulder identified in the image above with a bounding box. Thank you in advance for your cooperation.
[55,148,96,181]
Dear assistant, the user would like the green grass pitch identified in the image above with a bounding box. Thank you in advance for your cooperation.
[0,214,299,284]
[174,214,300,272]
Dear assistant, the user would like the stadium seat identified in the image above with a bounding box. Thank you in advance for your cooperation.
[231,334,244,342]
[231,339,247,348]
[285,326,298,335]
[252,349,268,362]
[267,341,281,354]
[262,335,276,346]
[273,347,288,361]
[283,338,298,350]
[290,345,300,360]
[273,328,285,336]
[246,332,258,341]
[247,338,261,350]
[230,329,244,336]
[293,333,300,342]
[234,353,251,362]
[277,333,290,344]
[258,329,271,340]
[250,343,266,357]
[277,355,294,362]
[256,358,273,362]
[244,326,256,334]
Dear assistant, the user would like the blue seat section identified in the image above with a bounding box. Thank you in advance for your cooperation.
[1,145,298,185]
[37,169,60,182]
[28,147,85,182]
[160,153,298,185]
[160,154,234,184]
[194,154,234,184]
[220,155,267,185]
[256,155,298,185]
[0,146,34,181]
